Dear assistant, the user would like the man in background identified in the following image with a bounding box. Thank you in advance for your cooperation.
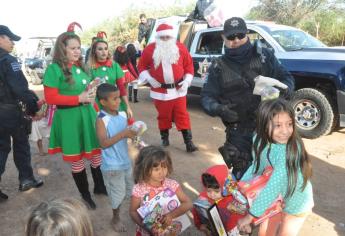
[138,13,155,47]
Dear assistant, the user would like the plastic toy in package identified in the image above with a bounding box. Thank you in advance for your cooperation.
[129,120,148,149]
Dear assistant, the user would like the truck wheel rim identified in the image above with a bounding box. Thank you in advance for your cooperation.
[294,99,320,130]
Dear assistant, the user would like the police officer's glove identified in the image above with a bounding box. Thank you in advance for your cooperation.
[253,75,288,96]
[216,104,239,123]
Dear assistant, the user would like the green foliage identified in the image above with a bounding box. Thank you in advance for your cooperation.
[80,2,194,53]
[247,0,345,46]
[298,8,345,46]
[247,0,326,25]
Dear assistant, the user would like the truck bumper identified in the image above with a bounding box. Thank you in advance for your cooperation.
[337,90,345,127]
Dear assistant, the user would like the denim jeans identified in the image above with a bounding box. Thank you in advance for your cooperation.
[0,127,34,182]
[102,167,134,209]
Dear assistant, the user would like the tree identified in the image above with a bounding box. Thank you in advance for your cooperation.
[248,0,327,26]
[80,2,194,52]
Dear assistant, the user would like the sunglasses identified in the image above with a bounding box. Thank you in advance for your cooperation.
[226,33,246,41]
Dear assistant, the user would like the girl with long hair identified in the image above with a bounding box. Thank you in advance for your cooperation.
[43,23,107,210]
[237,98,313,236]
[114,45,139,103]
[87,32,133,118]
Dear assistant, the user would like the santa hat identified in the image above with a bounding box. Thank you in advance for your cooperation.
[156,23,175,38]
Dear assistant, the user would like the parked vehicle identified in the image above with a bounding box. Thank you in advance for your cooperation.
[150,18,345,139]
[21,37,55,84]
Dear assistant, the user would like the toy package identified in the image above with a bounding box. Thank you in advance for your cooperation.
[237,166,283,226]
[137,188,191,236]
[193,195,245,236]
[129,120,148,149]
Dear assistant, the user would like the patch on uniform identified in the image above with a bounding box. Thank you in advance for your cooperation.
[10,62,21,72]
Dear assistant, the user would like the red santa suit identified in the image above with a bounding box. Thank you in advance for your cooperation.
[138,24,194,131]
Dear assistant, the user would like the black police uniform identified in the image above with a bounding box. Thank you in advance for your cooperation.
[0,47,42,192]
[201,41,294,180]
[138,18,155,45]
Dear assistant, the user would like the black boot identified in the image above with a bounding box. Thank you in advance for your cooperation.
[72,169,96,209]
[0,190,8,202]
[90,166,107,195]
[181,129,198,152]
[133,89,139,103]
[160,130,169,147]
[128,86,133,102]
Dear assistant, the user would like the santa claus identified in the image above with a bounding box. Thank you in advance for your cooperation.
[138,23,197,152]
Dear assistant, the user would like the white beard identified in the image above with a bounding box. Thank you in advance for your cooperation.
[153,38,180,69]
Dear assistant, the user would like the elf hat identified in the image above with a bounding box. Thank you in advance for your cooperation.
[66,22,82,35]
[155,23,175,38]
[94,31,108,43]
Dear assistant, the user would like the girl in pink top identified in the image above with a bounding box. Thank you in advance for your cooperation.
[130,146,192,236]
[30,100,56,156]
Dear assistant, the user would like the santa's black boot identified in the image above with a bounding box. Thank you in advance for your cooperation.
[160,130,170,147]
[181,129,198,152]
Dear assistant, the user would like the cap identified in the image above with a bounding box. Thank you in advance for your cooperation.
[0,25,21,41]
[223,17,247,37]
[156,23,175,38]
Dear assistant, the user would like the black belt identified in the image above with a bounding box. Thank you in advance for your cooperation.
[160,79,183,89]
[57,103,84,109]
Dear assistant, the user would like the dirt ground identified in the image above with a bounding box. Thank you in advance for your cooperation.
[0,85,344,236]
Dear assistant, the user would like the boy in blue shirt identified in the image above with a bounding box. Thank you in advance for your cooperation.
[96,83,137,232]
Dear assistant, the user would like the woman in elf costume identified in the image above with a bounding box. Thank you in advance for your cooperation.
[87,32,133,118]
[43,23,107,209]
[114,46,139,103]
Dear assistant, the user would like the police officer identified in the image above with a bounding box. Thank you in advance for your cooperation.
[201,17,295,180]
[189,0,214,21]
[0,25,43,201]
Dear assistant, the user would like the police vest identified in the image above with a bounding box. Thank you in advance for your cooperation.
[216,52,270,129]
[0,54,17,104]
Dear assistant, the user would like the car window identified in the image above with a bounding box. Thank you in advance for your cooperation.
[270,30,326,50]
[196,31,223,55]
[247,30,273,49]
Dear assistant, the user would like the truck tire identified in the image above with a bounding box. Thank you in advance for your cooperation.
[291,88,335,139]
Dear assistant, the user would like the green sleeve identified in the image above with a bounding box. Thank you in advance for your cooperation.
[43,64,62,88]
[114,62,124,79]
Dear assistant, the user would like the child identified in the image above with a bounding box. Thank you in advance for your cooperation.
[95,83,137,232]
[237,98,314,236]
[129,145,193,236]
[30,100,56,156]
[192,164,228,235]
[114,46,139,103]
[25,198,94,236]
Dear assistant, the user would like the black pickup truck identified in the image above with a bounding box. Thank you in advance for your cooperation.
[176,20,345,139]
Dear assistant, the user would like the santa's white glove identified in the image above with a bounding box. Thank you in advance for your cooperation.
[178,80,189,91]
[138,70,161,88]
[253,75,288,95]
[147,77,161,88]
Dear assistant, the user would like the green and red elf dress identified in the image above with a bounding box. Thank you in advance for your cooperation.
[43,63,101,162]
[90,59,127,112]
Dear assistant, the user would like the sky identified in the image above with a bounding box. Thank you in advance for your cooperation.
[1,0,255,39]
